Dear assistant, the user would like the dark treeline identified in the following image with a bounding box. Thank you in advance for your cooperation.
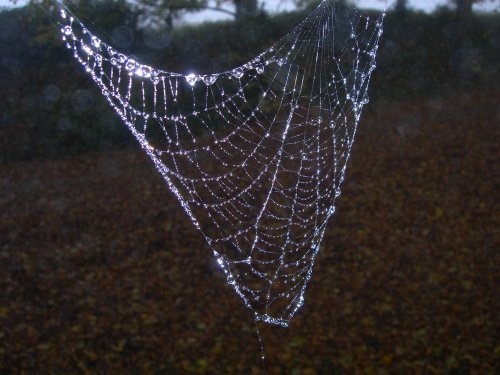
[0,1,498,163]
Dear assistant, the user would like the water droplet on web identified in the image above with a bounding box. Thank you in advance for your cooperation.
[140,66,151,78]
[185,73,198,86]
[361,94,369,105]
[232,68,243,79]
[60,9,67,19]
[227,275,236,285]
[125,59,136,71]
[91,36,101,48]
[202,75,217,85]
[135,67,144,77]
[256,66,264,74]
[62,26,72,36]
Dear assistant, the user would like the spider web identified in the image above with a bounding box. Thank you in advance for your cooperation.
[57,0,384,327]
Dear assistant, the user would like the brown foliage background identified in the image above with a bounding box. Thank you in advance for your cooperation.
[1,88,498,374]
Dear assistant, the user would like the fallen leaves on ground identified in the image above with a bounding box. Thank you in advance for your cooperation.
[0,90,498,374]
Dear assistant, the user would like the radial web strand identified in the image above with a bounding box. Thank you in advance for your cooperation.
[57,0,384,327]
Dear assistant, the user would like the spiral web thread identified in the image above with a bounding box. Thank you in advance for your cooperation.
[57,0,384,327]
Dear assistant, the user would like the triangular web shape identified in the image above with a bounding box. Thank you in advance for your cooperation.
[57,0,384,326]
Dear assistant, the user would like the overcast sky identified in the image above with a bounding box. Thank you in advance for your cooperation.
[182,0,498,24]
[1,0,498,20]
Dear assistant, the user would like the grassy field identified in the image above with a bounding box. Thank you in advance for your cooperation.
[0,89,498,374]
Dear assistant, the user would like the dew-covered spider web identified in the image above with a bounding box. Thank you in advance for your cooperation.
[57,0,384,327]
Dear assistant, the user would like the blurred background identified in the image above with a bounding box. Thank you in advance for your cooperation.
[0,0,498,373]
